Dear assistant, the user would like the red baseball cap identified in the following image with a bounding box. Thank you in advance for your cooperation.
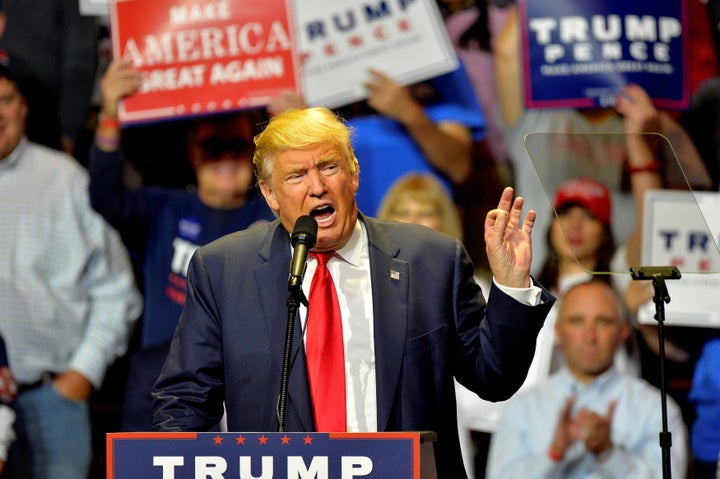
[553,177,611,225]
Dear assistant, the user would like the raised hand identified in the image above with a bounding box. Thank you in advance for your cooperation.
[484,186,535,288]
[615,83,659,134]
[267,89,308,117]
[100,60,143,119]
[364,68,420,124]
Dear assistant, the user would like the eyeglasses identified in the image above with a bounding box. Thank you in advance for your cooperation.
[198,137,253,159]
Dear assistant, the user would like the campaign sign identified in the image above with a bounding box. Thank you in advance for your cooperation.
[109,0,300,124]
[639,190,720,327]
[107,431,422,478]
[519,0,688,109]
[295,0,458,109]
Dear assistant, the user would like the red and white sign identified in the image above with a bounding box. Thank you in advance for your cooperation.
[295,0,458,109]
[109,0,301,124]
[639,190,720,327]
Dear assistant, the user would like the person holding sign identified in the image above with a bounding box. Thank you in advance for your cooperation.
[494,4,712,275]
[269,61,485,218]
[152,106,555,479]
[456,79,688,477]
[536,83,663,306]
[88,60,275,431]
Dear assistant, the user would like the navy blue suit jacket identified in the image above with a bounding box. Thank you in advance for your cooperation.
[153,214,554,478]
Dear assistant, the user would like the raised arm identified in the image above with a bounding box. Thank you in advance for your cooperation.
[364,68,474,184]
[493,5,523,127]
[88,61,150,248]
[614,83,663,269]
[96,60,143,152]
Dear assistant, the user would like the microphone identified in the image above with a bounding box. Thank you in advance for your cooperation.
[288,215,317,292]
[280,215,317,431]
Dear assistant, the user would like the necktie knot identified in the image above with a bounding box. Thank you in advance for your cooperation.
[311,251,334,267]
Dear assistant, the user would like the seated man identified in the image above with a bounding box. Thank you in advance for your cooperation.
[487,280,687,478]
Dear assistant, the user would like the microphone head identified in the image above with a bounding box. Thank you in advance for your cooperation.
[291,215,318,248]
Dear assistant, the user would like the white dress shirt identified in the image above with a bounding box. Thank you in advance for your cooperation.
[298,218,543,432]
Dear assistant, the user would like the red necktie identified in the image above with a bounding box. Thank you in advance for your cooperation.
[306,251,346,432]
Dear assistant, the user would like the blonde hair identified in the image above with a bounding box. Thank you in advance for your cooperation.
[377,173,463,240]
[253,107,359,181]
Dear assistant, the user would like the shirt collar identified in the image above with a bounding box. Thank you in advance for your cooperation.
[334,218,366,267]
[558,365,620,393]
[0,137,27,174]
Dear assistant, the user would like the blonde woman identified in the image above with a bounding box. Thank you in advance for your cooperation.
[377,173,464,240]
[378,172,491,478]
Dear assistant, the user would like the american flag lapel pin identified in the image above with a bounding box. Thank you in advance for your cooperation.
[389,269,400,281]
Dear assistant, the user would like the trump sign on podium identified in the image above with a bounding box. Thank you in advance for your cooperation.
[109,0,301,124]
[107,432,433,478]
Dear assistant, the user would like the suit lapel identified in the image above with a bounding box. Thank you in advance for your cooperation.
[254,222,313,431]
[363,217,409,431]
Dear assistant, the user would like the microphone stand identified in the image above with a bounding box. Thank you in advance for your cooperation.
[278,285,307,432]
[630,266,681,479]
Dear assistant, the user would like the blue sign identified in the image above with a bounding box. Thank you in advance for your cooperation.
[107,432,422,478]
[519,0,688,109]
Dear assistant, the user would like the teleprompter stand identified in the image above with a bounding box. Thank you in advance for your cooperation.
[630,266,681,479]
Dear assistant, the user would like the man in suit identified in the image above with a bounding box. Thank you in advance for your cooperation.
[152,107,554,478]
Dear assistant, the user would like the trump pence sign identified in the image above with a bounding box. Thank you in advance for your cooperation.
[519,0,688,109]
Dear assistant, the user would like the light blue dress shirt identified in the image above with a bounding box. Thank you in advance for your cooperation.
[0,138,142,387]
[487,367,687,479]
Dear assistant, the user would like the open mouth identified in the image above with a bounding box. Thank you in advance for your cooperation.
[310,205,335,226]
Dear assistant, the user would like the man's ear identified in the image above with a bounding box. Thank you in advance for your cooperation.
[351,169,359,194]
[618,322,631,345]
[19,96,28,120]
[259,179,279,212]
[554,318,565,349]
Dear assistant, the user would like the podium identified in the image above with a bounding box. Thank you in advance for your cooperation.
[107,431,438,478]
